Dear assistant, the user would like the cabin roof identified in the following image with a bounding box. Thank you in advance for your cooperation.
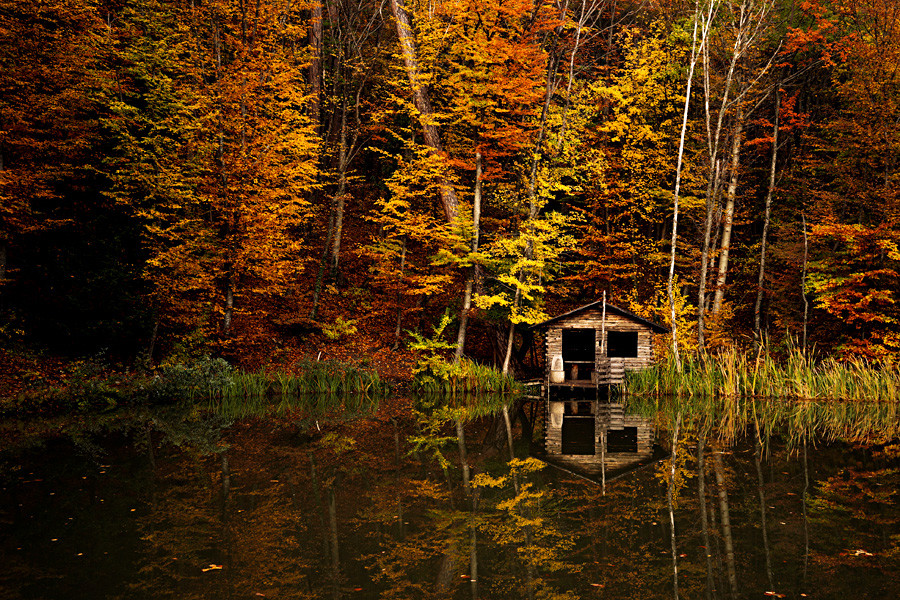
[531,301,670,334]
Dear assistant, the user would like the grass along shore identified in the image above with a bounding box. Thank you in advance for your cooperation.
[626,347,900,402]
[3,356,389,417]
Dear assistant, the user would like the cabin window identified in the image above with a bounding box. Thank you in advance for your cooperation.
[606,427,638,453]
[607,330,638,358]
[562,328,595,361]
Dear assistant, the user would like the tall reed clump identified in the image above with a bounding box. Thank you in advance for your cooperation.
[628,393,900,449]
[411,358,523,417]
[626,345,900,403]
[413,358,522,395]
[625,344,900,447]
[209,359,389,418]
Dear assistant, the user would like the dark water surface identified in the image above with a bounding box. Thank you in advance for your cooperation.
[2,401,899,599]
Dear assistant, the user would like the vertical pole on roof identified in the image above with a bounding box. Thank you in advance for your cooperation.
[601,291,607,357]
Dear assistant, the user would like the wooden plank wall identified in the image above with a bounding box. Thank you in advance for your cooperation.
[545,309,655,384]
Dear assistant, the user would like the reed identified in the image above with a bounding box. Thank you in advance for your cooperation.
[412,358,522,396]
[626,345,900,403]
[207,359,388,417]
[628,393,900,448]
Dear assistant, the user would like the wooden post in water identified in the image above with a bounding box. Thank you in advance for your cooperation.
[600,429,606,496]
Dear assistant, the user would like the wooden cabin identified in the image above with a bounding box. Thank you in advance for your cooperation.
[532,300,669,389]
[529,301,668,480]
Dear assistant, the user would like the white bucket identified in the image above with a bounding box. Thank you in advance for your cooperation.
[550,356,564,383]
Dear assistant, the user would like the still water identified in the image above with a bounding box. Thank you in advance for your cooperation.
[1,400,899,599]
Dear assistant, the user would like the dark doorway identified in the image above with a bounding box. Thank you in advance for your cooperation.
[563,328,595,380]
[606,427,638,453]
[607,331,638,358]
[562,417,595,455]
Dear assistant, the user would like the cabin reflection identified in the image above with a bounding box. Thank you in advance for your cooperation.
[541,399,657,479]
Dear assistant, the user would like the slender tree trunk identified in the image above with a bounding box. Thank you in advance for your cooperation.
[392,419,405,539]
[698,159,724,346]
[556,0,594,151]
[801,437,810,585]
[669,1,708,366]
[698,431,716,600]
[712,447,738,600]
[392,236,408,349]
[146,311,159,367]
[801,211,809,354]
[754,90,780,342]
[501,286,521,375]
[309,0,323,130]
[223,279,234,334]
[330,93,350,279]
[754,437,774,589]
[310,203,336,320]
[455,417,471,494]
[328,484,341,600]
[455,151,482,362]
[711,107,744,316]
[470,489,480,600]
[221,452,230,504]
[668,415,682,600]
[389,0,458,222]
[697,0,738,348]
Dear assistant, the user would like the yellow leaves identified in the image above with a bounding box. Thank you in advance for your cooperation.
[471,472,507,488]
[317,432,356,455]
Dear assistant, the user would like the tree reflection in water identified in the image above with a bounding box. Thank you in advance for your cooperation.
[1,398,899,599]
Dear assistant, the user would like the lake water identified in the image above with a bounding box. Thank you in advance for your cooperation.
[2,400,899,599]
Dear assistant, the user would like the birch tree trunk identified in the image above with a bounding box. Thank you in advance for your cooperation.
[712,446,738,600]
[668,415,682,600]
[754,90,780,342]
[455,151,482,362]
[697,3,739,348]
[697,431,716,600]
[668,0,711,366]
[711,106,745,316]
[698,0,778,345]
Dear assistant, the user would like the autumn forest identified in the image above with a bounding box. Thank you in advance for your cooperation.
[1,0,899,380]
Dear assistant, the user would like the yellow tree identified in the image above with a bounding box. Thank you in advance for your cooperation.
[106,0,320,350]
[571,24,703,307]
